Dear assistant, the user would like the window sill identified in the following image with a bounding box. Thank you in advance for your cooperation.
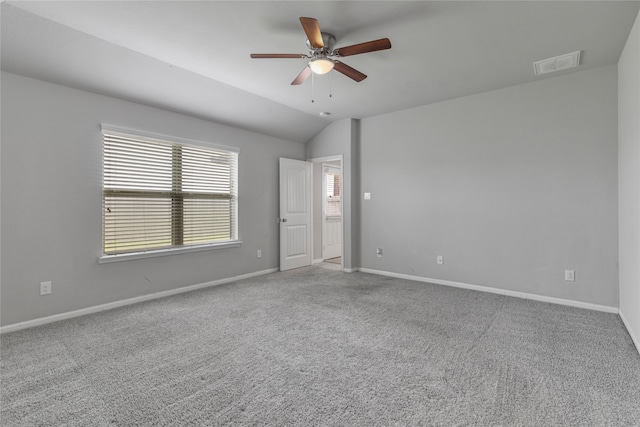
[98,241,242,264]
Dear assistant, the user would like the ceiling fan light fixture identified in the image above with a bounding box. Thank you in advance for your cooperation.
[309,58,335,75]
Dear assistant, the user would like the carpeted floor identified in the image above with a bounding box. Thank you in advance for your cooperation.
[2,267,639,426]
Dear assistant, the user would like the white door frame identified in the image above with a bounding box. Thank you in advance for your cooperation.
[308,155,344,270]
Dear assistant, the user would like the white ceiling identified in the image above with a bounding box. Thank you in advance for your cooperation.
[2,1,639,143]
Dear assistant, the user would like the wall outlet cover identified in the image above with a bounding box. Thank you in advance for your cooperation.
[40,281,52,295]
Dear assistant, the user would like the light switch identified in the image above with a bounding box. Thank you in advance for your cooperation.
[364,192,371,200]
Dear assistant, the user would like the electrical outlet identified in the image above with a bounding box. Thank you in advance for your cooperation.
[565,270,575,282]
[257,249,262,258]
[437,255,444,265]
[376,248,383,258]
[40,281,52,295]
[364,192,371,200]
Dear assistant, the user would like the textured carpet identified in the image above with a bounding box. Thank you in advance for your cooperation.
[2,267,639,426]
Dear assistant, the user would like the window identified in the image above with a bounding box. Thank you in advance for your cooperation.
[102,127,238,257]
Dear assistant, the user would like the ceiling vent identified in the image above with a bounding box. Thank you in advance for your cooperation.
[533,51,581,75]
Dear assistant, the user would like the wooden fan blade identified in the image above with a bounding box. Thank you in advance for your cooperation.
[250,53,305,59]
[334,38,391,57]
[300,17,324,48]
[291,66,312,85]
[333,61,367,82]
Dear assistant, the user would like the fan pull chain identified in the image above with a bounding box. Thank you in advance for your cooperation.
[311,72,315,103]
[329,72,333,99]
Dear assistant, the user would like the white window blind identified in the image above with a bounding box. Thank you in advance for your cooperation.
[102,128,238,256]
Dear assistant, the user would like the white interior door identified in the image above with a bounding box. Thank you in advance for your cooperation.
[279,158,312,271]
[322,164,342,260]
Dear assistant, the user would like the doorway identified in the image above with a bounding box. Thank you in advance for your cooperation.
[322,163,342,262]
[310,156,343,270]
[278,156,343,272]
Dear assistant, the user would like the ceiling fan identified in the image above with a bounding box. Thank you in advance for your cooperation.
[250,17,391,85]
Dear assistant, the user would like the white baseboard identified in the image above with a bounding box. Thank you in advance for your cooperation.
[312,258,324,264]
[619,310,640,355]
[358,268,618,314]
[0,268,278,334]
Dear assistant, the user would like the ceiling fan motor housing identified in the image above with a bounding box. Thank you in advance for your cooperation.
[306,32,336,57]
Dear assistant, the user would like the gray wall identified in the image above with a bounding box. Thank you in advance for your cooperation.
[619,10,640,346]
[306,119,360,271]
[360,65,619,307]
[1,72,305,326]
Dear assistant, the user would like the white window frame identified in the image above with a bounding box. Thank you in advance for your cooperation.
[98,125,241,264]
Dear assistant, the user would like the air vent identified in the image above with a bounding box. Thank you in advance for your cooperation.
[533,51,581,75]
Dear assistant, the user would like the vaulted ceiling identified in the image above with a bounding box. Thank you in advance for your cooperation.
[2,1,639,142]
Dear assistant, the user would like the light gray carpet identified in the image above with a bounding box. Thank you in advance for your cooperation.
[2,267,639,426]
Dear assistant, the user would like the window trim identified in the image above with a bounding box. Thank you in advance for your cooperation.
[98,240,243,264]
[99,124,241,262]
[101,125,240,154]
